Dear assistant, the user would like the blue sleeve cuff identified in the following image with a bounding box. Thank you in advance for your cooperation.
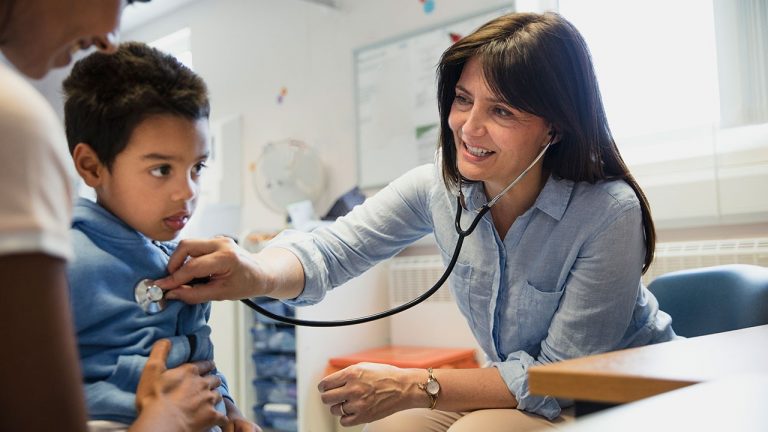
[265,230,330,306]
[216,369,232,401]
[492,350,562,420]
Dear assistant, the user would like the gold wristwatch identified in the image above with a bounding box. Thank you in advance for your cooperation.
[418,367,441,409]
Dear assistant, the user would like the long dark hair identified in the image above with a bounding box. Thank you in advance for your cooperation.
[437,12,656,273]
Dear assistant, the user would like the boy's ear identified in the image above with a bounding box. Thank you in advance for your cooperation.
[72,143,106,187]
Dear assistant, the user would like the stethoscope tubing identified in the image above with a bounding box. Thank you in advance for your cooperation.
[241,142,552,327]
[138,142,553,325]
[240,201,491,327]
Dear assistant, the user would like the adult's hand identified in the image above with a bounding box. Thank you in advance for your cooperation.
[154,237,263,304]
[155,237,304,304]
[130,339,228,432]
[318,362,427,427]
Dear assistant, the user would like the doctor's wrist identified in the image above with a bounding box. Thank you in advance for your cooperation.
[402,368,434,409]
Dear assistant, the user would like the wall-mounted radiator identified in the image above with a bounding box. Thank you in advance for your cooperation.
[643,237,768,284]
[388,238,768,304]
[386,238,767,352]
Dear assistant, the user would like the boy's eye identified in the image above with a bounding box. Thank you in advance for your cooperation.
[192,161,208,176]
[150,165,171,177]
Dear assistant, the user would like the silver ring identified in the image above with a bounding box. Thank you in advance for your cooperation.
[339,402,350,417]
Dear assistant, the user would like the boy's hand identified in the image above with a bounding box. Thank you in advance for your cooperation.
[131,339,228,432]
[224,397,262,432]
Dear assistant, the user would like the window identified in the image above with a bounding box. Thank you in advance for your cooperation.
[149,27,194,70]
[558,0,768,226]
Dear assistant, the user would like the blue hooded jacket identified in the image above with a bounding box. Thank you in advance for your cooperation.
[68,198,229,424]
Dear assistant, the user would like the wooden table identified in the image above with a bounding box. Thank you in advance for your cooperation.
[528,324,768,407]
[554,375,768,431]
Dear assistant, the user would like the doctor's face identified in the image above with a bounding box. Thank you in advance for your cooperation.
[0,0,124,79]
[95,114,210,242]
[448,56,552,194]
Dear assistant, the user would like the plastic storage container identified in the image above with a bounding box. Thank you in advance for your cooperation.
[251,298,298,432]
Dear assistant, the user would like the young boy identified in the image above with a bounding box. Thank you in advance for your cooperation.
[63,42,257,432]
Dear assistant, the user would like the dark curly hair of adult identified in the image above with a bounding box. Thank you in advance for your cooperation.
[63,41,209,170]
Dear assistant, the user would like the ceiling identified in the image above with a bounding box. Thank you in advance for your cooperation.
[120,0,340,33]
[120,0,200,33]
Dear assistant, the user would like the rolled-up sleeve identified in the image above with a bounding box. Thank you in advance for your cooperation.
[267,165,436,306]
[492,351,562,419]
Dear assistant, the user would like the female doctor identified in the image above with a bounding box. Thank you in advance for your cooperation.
[158,11,676,432]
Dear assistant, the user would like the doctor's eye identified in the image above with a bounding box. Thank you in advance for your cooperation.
[493,106,513,118]
[150,165,172,178]
[454,93,472,106]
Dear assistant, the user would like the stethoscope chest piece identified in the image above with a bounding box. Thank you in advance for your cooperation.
[135,279,167,314]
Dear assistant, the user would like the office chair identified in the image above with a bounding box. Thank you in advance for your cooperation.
[647,264,768,338]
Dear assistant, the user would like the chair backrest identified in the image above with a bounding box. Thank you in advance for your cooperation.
[647,264,768,337]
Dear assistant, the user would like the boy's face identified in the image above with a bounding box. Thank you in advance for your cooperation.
[95,114,210,241]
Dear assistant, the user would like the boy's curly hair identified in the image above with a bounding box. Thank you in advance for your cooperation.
[63,41,209,170]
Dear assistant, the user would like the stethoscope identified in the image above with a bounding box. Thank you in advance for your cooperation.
[135,142,552,326]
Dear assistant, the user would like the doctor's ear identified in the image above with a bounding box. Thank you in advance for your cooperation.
[72,143,106,187]
[546,127,560,146]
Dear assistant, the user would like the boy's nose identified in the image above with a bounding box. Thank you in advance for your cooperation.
[173,177,198,201]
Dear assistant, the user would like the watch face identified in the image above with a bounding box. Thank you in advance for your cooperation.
[426,379,440,395]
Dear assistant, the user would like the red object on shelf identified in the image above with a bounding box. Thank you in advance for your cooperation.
[325,345,479,376]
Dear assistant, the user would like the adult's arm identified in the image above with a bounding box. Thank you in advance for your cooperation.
[159,164,436,305]
[318,363,517,427]
[0,253,88,431]
[160,240,306,304]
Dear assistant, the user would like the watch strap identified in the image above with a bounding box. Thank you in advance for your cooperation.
[418,367,439,409]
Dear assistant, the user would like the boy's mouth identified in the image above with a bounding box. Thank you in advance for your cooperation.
[163,214,190,231]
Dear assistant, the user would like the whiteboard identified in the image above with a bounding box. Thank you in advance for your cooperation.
[355,5,515,189]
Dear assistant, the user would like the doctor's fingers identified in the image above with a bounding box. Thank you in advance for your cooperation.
[164,279,231,305]
[158,251,242,295]
[165,237,238,274]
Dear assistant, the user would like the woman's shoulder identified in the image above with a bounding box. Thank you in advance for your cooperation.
[0,65,62,140]
[389,163,445,197]
[571,178,640,212]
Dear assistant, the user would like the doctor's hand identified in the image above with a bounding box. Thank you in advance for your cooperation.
[318,362,427,427]
[131,339,228,432]
[156,237,304,304]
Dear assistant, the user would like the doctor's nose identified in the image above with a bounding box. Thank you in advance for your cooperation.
[461,108,487,137]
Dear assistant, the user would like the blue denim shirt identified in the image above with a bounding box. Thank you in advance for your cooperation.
[270,164,675,419]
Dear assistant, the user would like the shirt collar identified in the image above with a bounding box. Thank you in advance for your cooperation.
[534,175,573,221]
[459,175,574,221]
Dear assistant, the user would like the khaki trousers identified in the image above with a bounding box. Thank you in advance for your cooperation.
[363,407,574,432]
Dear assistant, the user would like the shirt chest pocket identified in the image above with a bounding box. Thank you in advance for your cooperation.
[447,261,478,325]
[514,281,565,351]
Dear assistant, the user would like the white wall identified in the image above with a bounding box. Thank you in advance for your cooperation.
[123,0,514,232]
